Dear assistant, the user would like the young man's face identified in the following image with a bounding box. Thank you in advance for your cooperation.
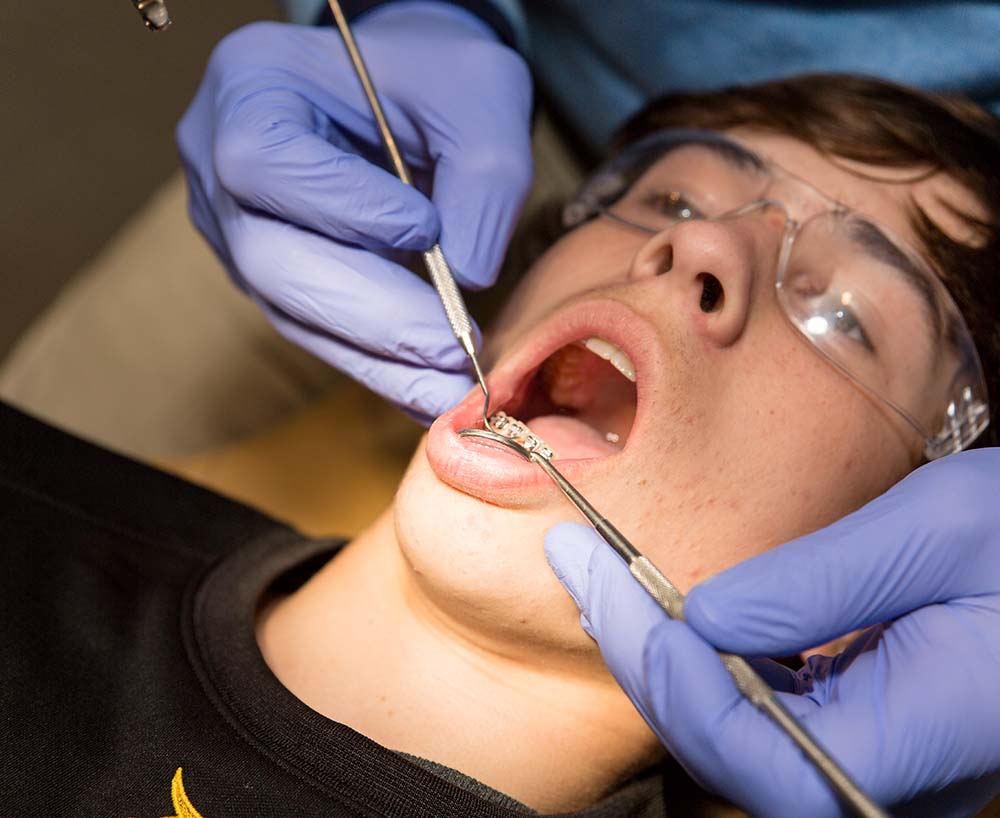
[392,130,977,658]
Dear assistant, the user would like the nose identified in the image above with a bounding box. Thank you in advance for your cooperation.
[626,218,763,348]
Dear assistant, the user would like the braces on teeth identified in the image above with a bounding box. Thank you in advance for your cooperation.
[485,336,634,459]
[488,411,556,460]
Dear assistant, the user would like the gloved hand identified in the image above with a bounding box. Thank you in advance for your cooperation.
[176,4,533,422]
[545,448,1000,818]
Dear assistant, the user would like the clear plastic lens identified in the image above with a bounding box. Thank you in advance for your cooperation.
[567,131,990,458]
[780,214,931,415]
[779,212,989,457]
[576,142,769,230]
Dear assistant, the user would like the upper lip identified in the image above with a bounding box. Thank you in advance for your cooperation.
[428,296,666,504]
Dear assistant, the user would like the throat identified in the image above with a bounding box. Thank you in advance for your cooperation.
[515,342,637,459]
[255,509,659,813]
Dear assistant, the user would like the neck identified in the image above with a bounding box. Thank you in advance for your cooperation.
[256,508,660,813]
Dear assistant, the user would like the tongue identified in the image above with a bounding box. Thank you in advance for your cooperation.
[523,414,620,459]
[528,343,636,460]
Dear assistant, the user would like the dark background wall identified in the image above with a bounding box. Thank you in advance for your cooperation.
[0,0,277,358]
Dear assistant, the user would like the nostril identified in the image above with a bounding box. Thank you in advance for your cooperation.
[698,274,724,312]
[655,245,673,276]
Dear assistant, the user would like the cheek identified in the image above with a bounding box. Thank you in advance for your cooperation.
[725,339,911,515]
[623,336,912,590]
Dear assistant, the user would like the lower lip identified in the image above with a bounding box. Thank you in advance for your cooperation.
[425,390,605,503]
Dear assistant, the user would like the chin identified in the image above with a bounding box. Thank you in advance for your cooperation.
[392,441,593,653]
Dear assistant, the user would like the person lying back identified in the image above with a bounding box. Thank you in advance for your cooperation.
[2,73,999,817]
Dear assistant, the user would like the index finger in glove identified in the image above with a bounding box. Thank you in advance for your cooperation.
[544,523,797,713]
[544,523,847,817]
[544,522,679,728]
[214,82,441,253]
[228,210,473,372]
[684,448,1000,656]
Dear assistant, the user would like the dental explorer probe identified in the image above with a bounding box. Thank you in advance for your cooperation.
[130,0,171,31]
[326,0,492,426]
[459,427,893,818]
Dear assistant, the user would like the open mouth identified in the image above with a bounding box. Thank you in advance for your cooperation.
[489,337,637,459]
[426,299,652,500]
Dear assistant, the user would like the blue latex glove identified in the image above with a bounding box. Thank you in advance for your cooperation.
[176,4,533,422]
[545,448,1000,818]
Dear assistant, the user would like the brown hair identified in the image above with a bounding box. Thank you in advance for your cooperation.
[611,74,1000,447]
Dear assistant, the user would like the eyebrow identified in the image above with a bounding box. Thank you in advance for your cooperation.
[846,218,943,341]
[686,136,768,174]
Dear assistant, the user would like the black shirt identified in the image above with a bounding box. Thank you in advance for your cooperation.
[0,402,669,817]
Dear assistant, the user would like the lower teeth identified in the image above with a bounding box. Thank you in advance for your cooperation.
[488,411,555,460]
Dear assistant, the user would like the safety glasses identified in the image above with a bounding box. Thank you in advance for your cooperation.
[563,129,989,459]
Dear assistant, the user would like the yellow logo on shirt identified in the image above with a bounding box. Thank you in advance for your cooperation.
[164,767,204,818]
[124,768,205,818]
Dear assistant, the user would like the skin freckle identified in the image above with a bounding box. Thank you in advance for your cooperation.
[687,566,708,584]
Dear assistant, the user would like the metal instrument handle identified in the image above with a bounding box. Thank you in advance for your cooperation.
[628,555,891,818]
[325,0,490,420]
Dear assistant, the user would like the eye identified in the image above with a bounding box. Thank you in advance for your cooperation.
[802,296,874,353]
[828,305,871,348]
[639,190,704,222]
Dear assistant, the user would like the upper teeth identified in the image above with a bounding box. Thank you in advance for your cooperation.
[582,337,636,382]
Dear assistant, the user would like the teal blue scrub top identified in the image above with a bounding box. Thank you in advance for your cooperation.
[285,0,1000,156]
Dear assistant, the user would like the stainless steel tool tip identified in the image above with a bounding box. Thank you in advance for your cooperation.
[458,428,536,461]
[132,0,171,30]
